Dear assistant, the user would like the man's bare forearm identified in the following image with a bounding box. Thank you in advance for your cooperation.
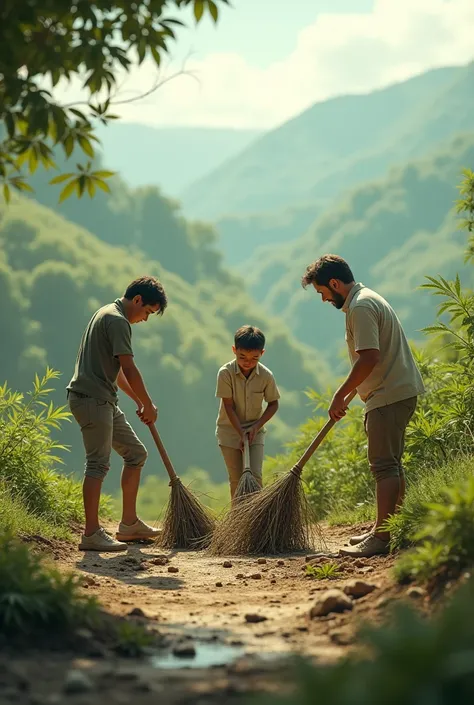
[117,368,142,406]
[122,365,153,407]
[338,352,379,397]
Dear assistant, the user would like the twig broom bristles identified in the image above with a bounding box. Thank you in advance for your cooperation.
[148,424,215,549]
[234,435,261,501]
[209,391,357,556]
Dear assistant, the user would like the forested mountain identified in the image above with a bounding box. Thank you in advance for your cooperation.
[0,181,328,492]
[242,133,474,362]
[95,123,260,195]
[182,64,473,222]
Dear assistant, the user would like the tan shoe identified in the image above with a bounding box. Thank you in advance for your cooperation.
[340,534,389,558]
[349,531,373,545]
[116,518,161,542]
[79,527,127,552]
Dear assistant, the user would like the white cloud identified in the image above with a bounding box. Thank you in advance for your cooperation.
[54,0,474,129]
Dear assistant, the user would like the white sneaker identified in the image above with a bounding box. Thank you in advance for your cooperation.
[115,518,161,542]
[79,527,127,552]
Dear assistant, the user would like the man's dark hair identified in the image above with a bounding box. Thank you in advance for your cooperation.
[124,276,168,315]
[301,255,355,289]
[234,325,265,351]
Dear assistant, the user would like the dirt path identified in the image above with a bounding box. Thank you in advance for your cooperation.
[2,523,423,705]
[0,525,430,705]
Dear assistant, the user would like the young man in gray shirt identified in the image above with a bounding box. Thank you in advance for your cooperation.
[67,276,167,552]
[302,255,425,557]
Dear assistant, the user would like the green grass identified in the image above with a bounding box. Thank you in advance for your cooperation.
[305,562,342,580]
[394,473,474,584]
[326,502,375,527]
[0,488,72,541]
[0,531,99,639]
[386,456,474,550]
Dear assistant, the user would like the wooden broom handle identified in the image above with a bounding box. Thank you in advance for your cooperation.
[148,423,178,483]
[294,390,358,472]
[243,434,251,472]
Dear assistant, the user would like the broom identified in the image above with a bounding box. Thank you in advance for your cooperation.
[209,390,357,556]
[234,434,261,501]
[148,423,215,549]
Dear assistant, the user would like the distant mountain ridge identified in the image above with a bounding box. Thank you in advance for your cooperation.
[95,123,261,195]
[181,64,473,221]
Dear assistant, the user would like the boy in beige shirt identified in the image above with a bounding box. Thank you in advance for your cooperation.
[302,254,425,557]
[215,325,280,499]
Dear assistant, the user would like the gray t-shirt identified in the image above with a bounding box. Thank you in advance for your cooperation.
[343,283,425,412]
[67,299,133,402]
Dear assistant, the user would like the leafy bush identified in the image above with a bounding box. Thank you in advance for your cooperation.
[386,457,474,551]
[0,368,110,536]
[0,532,98,638]
[395,476,474,583]
[252,578,474,705]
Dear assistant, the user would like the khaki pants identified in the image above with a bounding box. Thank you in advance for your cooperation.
[365,397,417,483]
[68,392,148,480]
[219,444,265,498]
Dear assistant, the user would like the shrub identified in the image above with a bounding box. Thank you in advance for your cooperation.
[0,368,110,535]
[394,476,474,583]
[0,532,98,639]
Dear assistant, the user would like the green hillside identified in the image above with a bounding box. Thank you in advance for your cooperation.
[0,192,329,493]
[243,133,474,362]
[95,123,261,195]
[182,64,472,221]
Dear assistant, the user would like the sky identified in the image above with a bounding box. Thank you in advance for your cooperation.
[54,0,474,130]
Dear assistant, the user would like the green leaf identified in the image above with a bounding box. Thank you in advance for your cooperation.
[86,178,95,198]
[5,112,16,139]
[194,0,205,22]
[28,147,39,174]
[58,179,77,203]
[3,183,10,203]
[78,136,94,158]
[93,178,111,194]
[91,170,115,179]
[208,0,219,21]
[49,173,75,185]
[12,180,34,193]
[63,134,74,158]
[77,174,86,197]
[150,45,162,66]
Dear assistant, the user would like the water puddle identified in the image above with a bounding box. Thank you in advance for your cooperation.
[151,641,245,670]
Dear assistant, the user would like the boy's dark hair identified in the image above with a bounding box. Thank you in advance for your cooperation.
[124,276,168,315]
[234,325,265,351]
[301,255,355,289]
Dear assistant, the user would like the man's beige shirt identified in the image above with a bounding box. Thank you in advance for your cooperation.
[215,359,280,448]
[343,283,425,412]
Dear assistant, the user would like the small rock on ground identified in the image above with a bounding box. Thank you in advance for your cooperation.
[168,566,179,574]
[245,613,268,623]
[216,582,223,588]
[63,669,94,694]
[309,589,353,618]
[128,607,146,617]
[258,558,267,565]
[330,628,355,646]
[250,573,262,580]
[172,642,196,658]
[223,561,233,568]
[152,557,169,566]
[407,586,426,599]
[343,580,378,599]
